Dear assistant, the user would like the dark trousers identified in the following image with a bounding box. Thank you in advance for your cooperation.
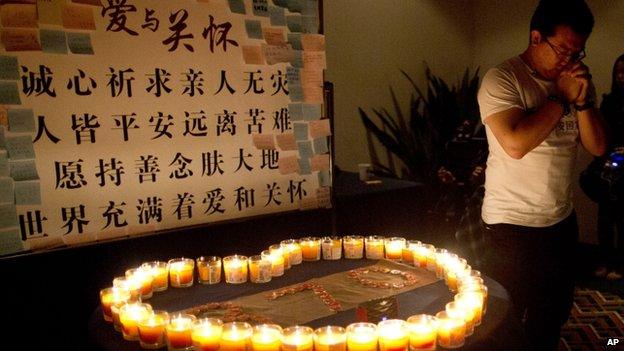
[482,212,579,351]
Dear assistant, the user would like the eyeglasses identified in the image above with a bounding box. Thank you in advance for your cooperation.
[543,37,586,63]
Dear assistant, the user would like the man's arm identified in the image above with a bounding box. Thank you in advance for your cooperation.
[572,67,608,156]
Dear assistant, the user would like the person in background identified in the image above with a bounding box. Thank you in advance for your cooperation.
[477,0,607,349]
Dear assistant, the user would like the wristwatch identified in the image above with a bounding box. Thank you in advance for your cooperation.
[574,100,595,111]
[547,95,570,115]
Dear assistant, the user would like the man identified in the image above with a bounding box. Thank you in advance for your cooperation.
[477,0,607,349]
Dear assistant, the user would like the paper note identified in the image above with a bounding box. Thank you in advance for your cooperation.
[302,69,323,102]
[67,32,94,54]
[261,44,293,65]
[291,50,303,68]
[288,84,303,102]
[301,34,325,51]
[275,133,297,150]
[0,106,7,127]
[245,19,263,39]
[311,154,330,171]
[0,203,18,228]
[287,33,302,50]
[302,0,318,16]
[302,15,318,33]
[303,51,326,70]
[1,28,41,51]
[252,0,268,16]
[309,119,331,138]
[0,4,38,28]
[0,151,8,177]
[297,140,313,159]
[286,14,302,32]
[269,6,285,26]
[0,227,24,256]
[286,66,301,85]
[293,122,308,141]
[287,0,303,12]
[0,56,19,80]
[263,27,285,46]
[9,159,38,180]
[302,103,322,121]
[5,135,35,160]
[8,108,34,133]
[37,0,63,25]
[288,103,303,121]
[40,29,68,54]
[61,3,96,30]
[242,45,265,65]
[252,133,276,150]
[0,177,14,204]
[0,81,21,105]
[317,186,331,208]
[71,0,102,5]
[14,180,41,205]
[313,137,328,154]
[318,170,331,187]
[298,157,311,174]
[299,195,318,210]
[228,0,246,14]
[278,155,299,175]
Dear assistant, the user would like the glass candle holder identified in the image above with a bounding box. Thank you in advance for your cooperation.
[100,286,131,322]
[282,326,314,351]
[435,311,466,349]
[251,324,283,351]
[446,301,475,336]
[166,313,197,351]
[248,255,272,283]
[314,326,346,351]
[126,266,155,300]
[321,236,342,260]
[221,322,253,351]
[280,239,303,265]
[262,250,284,277]
[168,258,195,288]
[269,244,290,270]
[455,290,486,325]
[299,237,321,261]
[192,318,224,351]
[433,248,449,276]
[377,319,409,351]
[384,237,406,260]
[412,244,430,268]
[223,255,249,284]
[402,240,421,264]
[113,276,142,301]
[142,261,169,291]
[406,314,438,351]
[346,323,378,351]
[343,235,364,259]
[119,302,153,341]
[197,256,222,285]
[365,236,385,259]
[138,310,169,349]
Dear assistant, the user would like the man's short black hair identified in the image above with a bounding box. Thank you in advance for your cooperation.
[530,0,594,38]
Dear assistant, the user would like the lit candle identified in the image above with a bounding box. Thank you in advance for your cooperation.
[282,326,314,351]
[346,323,378,351]
[221,322,253,351]
[321,236,342,260]
[196,256,222,285]
[192,318,224,351]
[446,301,475,336]
[402,240,421,264]
[435,311,466,349]
[384,237,406,260]
[262,250,284,277]
[299,237,321,261]
[406,314,438,351]
[141,261,169,291]
[343,235,364,259]
[113,276,142,301]
[314,326,346,351]
[280,239,303,265]
[377,319,409,351]
[126,266,154,299]
[455,290,486,326]
[270,244,290,270]
[223,255,249,284]
[412,244,431,268]
[99,286,131,322]
[433,249,449,277]
[119,302,153,341]
[168,258,195,288]
[166,313,197,350]
[248,255,272,283]
[365,236,385,259]
[138,310,169,349]
[251,324,282,351]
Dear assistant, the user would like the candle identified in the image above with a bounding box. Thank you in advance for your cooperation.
[113,276,142,301]
[343,235,364,259]
[314,326,346,351]
[223,255,249,284]
[99,286,131,322]
[166,313,197,350]
[192,318,224,351]
[280,239,303,265]
[141,261,169,291]
[446,301,475,336]
[377,319,409,351]
[262,250,284,277]
[248,255,272,283]
[346,323,378,351]
[251,324,282,351]
[455,290,486,325]
[433,248,449,276]
[321,236,342,260]
[384,237,406,261]
[365,236,384,259]
[435,311,466,349]
[406,314,438,351]
[119,302,153,341]
[270,244,290,270]
[299,237,321,261]
[138,310,169,349]
[221,322,253,351]
[126,266,154,299]
[402,240,421,264]
[168,258,195,288]
[282,326,314,351]
[196,256,222,285]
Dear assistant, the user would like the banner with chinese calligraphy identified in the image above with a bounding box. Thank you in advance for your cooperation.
[0,0,331,255]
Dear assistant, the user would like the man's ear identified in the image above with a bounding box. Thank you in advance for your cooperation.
[530,30,541,46]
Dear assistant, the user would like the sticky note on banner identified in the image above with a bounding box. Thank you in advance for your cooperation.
[291,50,304,68]
[0,177,14,204]
[67,32,94,55]
[61,3,96,30]
[261,45,292,65]
[6,135,35,160]
[297,140,313,159]
[311,154,330,172]
[0,106,7,127]
[9,159,38,180]
[0,82,21,105]
[275,133,297,150]
[38,0,63,25]
[0,151,8,177]
[313,137,328,154]
[298,157,311,175]
[263,27,286,46]
[309,119,331,138]
[287,33,302,50]
[286,66,301,85]
[0,227,24,256]
[303,51,326,70]
[245,19,263,39]
[243,45,265,65]
[0,203,18,229]
[288,103,303,121]
[0,4,38,28]
[317,186,331,208]
[278,155,299,175]
[14,180,41,205]
[1,28,41,52]
[302,103,322,121]
[0,56,19,80]
[252,0,269,17]
[269,6,285,26]
[302,0,318,16]
[8,109,35,133]
[286,15,302,33]
[293,122,308,141]
[252,133,276,150]
[318,170,331,187]
[288,84,303,102]
[40,29,68,54]
[228,0,246,14]
[299,195,318,211]
[301,34,325,51]
[302,15,319,34]
[287,0,303,12]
